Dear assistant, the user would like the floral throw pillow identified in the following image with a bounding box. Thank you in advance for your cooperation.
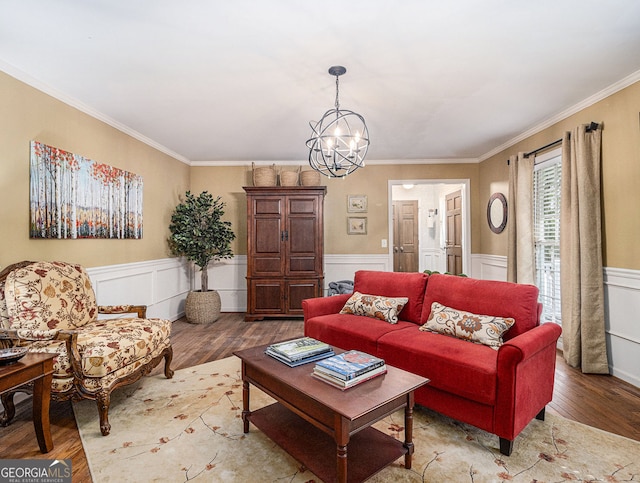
[340,291,409,324]
[420,302,515,350]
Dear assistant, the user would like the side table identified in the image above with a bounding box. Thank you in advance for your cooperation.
[0,352,56,453]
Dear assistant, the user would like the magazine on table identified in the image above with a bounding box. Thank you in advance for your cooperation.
[314,350,385,380]
[312,364,387,390]
[267,337,332,361]
[266,347,335,367]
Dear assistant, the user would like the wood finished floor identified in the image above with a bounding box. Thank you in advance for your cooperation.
[1,313,639,483]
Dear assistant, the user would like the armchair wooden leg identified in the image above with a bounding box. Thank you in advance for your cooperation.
[96,391,111,436]
[499,437,513,456]
[536,407,546,421]
[163,346,174,379]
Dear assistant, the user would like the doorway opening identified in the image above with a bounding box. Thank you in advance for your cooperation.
[388,179,471,275]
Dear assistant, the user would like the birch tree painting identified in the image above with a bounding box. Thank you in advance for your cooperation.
[30,141,143,239]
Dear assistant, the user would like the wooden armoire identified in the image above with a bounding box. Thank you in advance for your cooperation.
[244,186,326,321]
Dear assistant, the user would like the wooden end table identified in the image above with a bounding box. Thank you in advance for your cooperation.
[234,344,429,483]
[0,352,56,453]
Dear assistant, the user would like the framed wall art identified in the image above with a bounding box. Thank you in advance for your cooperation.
[347,194,367,212]
[30,140,143,239]
[347,217,367,235]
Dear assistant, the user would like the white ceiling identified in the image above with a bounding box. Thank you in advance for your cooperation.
[2,0,640,164]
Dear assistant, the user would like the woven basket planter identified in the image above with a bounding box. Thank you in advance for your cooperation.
[252,163,277,187]
[185,290,221,324]
[300,170,321,186]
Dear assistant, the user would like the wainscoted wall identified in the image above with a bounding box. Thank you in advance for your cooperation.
[472,254,640,388]
[603,267,640,388]
[86,258,190,322]
[89,255,639,388]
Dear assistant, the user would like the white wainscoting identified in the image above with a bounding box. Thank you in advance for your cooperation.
[603,267,640,387]
[472,254,640,388]
[87,258,190,322]
[89,255,639,388]
[470,253,508,281]
[324,254,390,293]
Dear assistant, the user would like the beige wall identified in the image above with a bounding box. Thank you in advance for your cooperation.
[0,72,190,269]
[4,69,638,272]
[478,81,640,270]
[190,163,481,256]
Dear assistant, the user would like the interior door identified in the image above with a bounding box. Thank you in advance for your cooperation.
[445,190,463,275]
[393,200,419,272]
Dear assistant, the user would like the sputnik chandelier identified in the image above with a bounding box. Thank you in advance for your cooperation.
[306,66,370,178]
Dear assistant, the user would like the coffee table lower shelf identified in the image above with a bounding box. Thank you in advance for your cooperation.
[249,402,407,483]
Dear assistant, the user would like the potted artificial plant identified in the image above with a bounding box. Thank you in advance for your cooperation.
[169,191,236,323]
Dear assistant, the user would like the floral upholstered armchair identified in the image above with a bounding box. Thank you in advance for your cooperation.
[0,261,173,435]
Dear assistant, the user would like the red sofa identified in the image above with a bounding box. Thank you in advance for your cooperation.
[303,270,562,456]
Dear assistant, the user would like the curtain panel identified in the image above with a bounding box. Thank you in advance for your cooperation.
[507,153,535,284]
[560,124,609,374]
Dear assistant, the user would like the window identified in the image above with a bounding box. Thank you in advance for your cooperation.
[533,150,562,324]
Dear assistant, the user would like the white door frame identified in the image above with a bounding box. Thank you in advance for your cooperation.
[388,179,471,276]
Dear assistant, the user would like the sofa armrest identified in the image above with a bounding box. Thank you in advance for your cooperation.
[98,305,147,318]
[302,294,350,320]
[501,322,562,360]
[494,322,562,440]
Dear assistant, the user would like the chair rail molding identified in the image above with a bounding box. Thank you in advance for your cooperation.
[86,255,639,388]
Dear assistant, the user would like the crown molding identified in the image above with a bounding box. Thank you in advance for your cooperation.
[0,60,191,165]
[5,56,638,168]
[190,158,479,167]
[478,68,640,162]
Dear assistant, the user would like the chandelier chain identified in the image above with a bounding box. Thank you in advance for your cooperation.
[334,74,340,111]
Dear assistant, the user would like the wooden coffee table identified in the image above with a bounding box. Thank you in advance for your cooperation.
[234,344,429,483]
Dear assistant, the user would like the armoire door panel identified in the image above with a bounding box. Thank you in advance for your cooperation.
[286,280,320,313]
[288,218,316,254]
[288,256,317,273]
[254,218,282,254]
[254,198,282,215]
[250,280,284,313]
[253,257,283,275]
[288,198,317,214]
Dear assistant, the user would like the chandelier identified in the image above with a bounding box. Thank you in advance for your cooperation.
[306,66,370,178]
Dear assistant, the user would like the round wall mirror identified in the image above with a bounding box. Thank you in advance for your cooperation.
[487,193,507,234]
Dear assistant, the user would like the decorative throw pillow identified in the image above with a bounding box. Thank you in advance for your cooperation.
[340,292,409,324]
[420,302,515,349]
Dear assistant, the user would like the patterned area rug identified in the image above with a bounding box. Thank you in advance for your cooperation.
[74,356,640,482]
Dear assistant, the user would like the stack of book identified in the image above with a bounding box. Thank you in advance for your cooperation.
[313,350,387,390]
[265,337,334,367]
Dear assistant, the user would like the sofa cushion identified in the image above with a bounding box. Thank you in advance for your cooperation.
[5,261,98,331]
[305,313,415,355]
[353,270,428,324]
[421,274,539,340]
[339,292,409,324]
[378,326,499,405]
[420,302,514,350]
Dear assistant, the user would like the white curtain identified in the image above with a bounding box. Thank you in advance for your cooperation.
[507,153,535,284]
[560,124,609,374]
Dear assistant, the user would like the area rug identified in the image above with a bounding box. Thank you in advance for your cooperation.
[73,356,640,482]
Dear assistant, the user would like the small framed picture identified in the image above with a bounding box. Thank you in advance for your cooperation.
[347,194,367,213]
[347,217,367,235]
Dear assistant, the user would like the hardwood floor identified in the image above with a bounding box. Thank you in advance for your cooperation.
[1,313,639,482]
